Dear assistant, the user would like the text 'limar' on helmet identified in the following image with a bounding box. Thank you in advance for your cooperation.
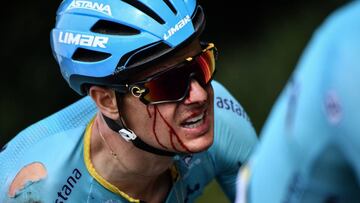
[50,0,206,95]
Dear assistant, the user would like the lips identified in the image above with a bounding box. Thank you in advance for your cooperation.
[182,112,205,128]
[180,109,210,137]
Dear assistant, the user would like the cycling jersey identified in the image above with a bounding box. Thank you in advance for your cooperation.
[0,80,258,203]
[236,1,360,203]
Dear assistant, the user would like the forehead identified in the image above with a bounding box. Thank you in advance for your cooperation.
[130,39,202,82]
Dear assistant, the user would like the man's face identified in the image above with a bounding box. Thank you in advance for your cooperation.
[120,40,214,154]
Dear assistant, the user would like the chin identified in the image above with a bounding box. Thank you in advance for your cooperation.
[183,132,214,153]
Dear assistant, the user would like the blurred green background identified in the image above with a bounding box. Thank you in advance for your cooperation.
[0,0,349,202]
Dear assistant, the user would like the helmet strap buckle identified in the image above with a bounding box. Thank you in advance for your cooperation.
[118,128,137,142]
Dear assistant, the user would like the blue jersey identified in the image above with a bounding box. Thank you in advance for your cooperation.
[236,1,360,203]
[0,80,258,203]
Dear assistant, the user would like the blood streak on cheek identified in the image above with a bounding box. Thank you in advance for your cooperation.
[154,106,193,153]
[146,105,152,118]
[147,105,168,149]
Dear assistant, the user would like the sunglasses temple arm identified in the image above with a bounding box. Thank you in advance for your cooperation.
[108,84,129,93]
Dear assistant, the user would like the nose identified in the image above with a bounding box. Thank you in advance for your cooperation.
[183,79,208,104]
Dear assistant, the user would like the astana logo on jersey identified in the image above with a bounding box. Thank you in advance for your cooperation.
[66,0,112,16]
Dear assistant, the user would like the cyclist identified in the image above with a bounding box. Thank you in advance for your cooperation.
[0,0,258,202]
[236,1,360,202]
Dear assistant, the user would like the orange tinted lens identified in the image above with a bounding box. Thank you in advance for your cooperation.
[142,47,216,104]
[196,48,216,84]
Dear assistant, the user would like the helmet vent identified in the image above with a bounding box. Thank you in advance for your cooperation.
[91,20,140,35]
[122,0,165,24]
[163,0,177,15]
[191,6,205,34]
[72,48,111,62]
[117,42,171,69]
[125,42,171,68]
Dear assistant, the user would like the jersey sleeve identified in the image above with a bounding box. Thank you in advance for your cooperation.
[0,96,97,202]
[208,80,258,201]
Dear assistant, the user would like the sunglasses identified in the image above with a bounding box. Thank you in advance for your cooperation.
[112,43,217,105]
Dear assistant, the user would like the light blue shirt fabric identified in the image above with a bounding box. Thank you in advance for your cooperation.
[0,80,258,203]
[236,1,360,202]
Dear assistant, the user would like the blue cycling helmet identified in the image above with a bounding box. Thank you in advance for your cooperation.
[51,0,206,95]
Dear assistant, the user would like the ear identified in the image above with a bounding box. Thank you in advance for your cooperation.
[88,86,119,120]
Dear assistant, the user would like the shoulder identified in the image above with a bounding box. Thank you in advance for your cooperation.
[321,0,360,32]
[209,81,258,167]
[212,80,252,123]
[0,96,97,201]
[298,0,360,73]
[211,80,257,143]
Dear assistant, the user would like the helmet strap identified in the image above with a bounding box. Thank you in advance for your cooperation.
[101,92,175,157]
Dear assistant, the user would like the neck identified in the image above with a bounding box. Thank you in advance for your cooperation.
[90,114,173,201]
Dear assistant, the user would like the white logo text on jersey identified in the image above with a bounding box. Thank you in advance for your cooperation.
[67,0,112,16]
[58,31,109,48]
[163,15,191,40]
